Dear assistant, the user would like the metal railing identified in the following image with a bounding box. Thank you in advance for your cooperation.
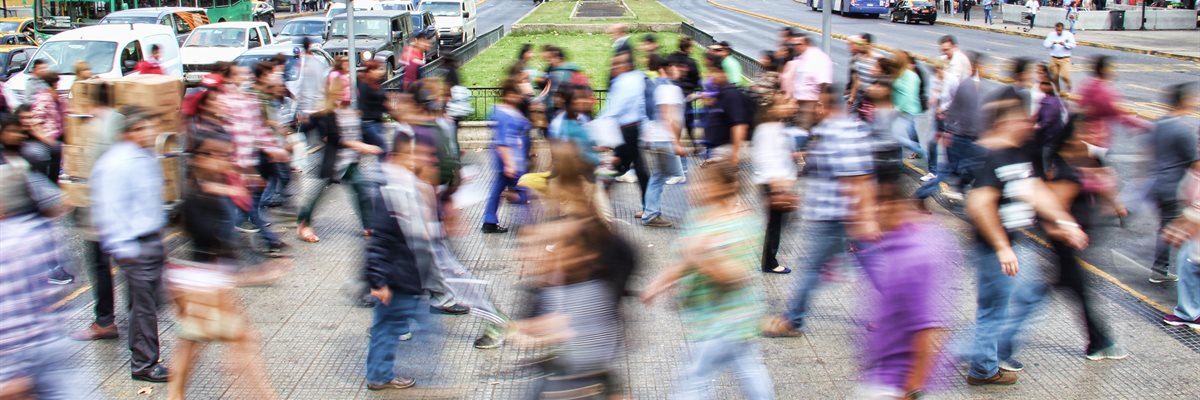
[448,87,611,122]
[382,25,510,90]
[680,22,763,83]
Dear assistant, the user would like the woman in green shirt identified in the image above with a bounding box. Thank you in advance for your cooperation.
[891,51,926,160]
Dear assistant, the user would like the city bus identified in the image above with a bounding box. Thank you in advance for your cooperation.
[806,0,890,17]
[33,0,253,37]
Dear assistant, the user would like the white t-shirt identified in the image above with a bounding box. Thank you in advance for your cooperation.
[642,83,685,143]
[751,122,799,184]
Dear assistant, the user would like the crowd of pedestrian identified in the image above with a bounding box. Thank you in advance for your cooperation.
[1,14,1198,400]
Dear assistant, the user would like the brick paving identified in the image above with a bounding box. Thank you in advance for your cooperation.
[52,150,1200,399]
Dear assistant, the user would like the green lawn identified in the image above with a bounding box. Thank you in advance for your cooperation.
[518,0,686,24]
[459,31,696,89]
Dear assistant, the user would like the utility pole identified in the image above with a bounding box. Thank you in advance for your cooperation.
[346,0,358,109]
[1139,0,1147,30]
[822,0,832,56]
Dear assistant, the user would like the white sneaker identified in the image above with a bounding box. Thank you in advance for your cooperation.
[942,191,964,201]
[615,171,638,183]
[666,176,686,185]
[920,173,936,182]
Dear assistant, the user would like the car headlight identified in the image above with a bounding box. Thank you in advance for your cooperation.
[449,26,462,33]
[361,50,373,61]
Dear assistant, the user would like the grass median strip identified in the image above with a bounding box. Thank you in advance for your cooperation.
[519,0,686,24]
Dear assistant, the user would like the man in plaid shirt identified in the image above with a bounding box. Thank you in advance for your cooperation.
[766,86,881,337]
[219,67,291,255]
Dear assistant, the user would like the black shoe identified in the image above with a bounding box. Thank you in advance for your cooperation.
[265,242,290,258]
[473,334,503,350]
[235,221,260,233]
[131,365,170,383]
[481,223,509,234]
[430,303,470,315]
[47,266,75,285]
[355,294,376,308]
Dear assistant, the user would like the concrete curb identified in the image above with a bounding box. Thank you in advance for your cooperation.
[933,18,1200,63]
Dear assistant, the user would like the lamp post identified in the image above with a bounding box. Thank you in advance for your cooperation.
[1140,0,1147,30]
[822,0,832,56]
[346,0,358,109]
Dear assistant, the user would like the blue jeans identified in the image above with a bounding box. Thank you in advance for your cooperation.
[984,7,993,23]
[785,220,861,328]
[915,135,981,199]
[3,338,88,399]
[1174,243,1200,321]
[894,113,928,160]
[483,154,527,225]
[674,338,774,400]
[239,187,282,247]
[968,238,1046,380]
[361,120,387,161]
[641,141,682,224]
[365,294,442,385]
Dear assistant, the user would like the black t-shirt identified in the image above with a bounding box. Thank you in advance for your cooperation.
[703,85,751,148]
[972,146,1039,237]
[358,81,387,121]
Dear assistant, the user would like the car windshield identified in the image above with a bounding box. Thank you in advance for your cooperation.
[420,2,461,16]
[185,28,246,47]
[329,18,390,38]
[28,41,118,75]
[279,20,324,36]
[236,54,301,81]
[410,15,423,29]
[101,16,158,24]
[0,22,20,31]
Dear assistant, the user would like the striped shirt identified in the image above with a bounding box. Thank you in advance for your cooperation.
[802,116,874,221]
[224,90,280,170]
[0,213,67,380]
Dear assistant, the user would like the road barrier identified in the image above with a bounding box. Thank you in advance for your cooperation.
[382,24,510,90]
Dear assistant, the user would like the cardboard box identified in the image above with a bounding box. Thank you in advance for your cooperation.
[111,75,184,113]
[64,114,93,146]
[157,112,182,135]
[61,179,90,208]
[67,80,111,114]
[61,145,92,179]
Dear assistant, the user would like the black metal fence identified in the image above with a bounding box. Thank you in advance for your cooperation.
[449,87,611,122]
[382,25,510,90]
[680,22,763,83]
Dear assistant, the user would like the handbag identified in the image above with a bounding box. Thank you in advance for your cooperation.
[166,259,247,342]
[1078,166,1117,194]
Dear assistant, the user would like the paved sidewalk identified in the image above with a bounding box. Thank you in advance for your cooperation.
[934,7,1200,60]
[52,151,1200,399]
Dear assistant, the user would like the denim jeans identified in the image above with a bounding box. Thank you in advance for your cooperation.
[894,113,928,160]
[968,237,1046,380]
[361,120,387,161]
[1174,242,1200,321]
[365,294,443,385]
[239,187,282,247]
[640,141,682,224]
[483,154,527,225]
[674,338,774,400]
[1154,197,1182,275]
[984,7,993,23]
[915,135,981,199]
[785,220,858,328]
[4,338,88,399]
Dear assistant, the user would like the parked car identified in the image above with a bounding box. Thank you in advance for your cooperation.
[100,7,210,45]
[889,0,938,24]
[322,11,412,80]
[374,0,415,11]
[0,45,36,82]
[0,32,38,46]
[410,10,440,61]
[0,17,35,38]
[181,21,274,86]
[274,16,327,44]
[419,0,476,49]
[253,1,277,27]
[4,24,184,107]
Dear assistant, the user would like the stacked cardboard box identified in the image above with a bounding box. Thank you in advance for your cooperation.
[61,75,186,207]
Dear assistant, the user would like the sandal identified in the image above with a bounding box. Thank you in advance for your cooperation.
[297,225,320,243]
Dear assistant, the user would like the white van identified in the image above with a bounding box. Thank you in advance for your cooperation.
[3,24,183,107]
[373,1,415,11]
[419,0,476,48]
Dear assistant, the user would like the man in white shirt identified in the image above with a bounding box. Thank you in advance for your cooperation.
[1044,22,1077,95]
[938,35,973,83]
[639,56,686,228]
[1024,0,1040,32]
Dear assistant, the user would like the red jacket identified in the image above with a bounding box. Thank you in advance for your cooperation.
[134,60,164,75]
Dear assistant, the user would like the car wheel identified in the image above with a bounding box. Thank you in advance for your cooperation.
[904,14,910,23]
[385,60,395,81]
[268,14,275,27]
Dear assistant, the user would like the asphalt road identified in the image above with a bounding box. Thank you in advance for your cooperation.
[662,0,1196,314]
[270,0,536,43]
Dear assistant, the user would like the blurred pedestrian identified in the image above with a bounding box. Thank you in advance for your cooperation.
[1078,56,1150,223]
[1148,84,1198,284]
[596,52,649,207]
[753,93,800,274]
[1024,0,1040,32]
[643,158,772,399]
[669,37,702,162]
[707,41,744,87]
[28,72,64,184]
[964,100,1088,386]
[781,32,832,132]
[983,0,997,24]
[701,53,751,164]
[1044,23,1076,96]
[962,0,973,20]
[639,55,686,228]
[359,59,391,160]
[0,115,87,399]
[846,34,882,121]
[402,30,433,91]
[765,86,878,337]
[938,35,972,83]
[90,106,172,383]
[916,51,985,202]
[482,78,531,233]
[887,53,928,160]
[608,23,632,56]
[135,44,166,75]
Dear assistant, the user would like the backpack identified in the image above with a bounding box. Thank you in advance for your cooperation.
[739,87,760,140]
[643,76,660,121]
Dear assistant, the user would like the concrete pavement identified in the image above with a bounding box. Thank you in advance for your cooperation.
[52,148,1200,399]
